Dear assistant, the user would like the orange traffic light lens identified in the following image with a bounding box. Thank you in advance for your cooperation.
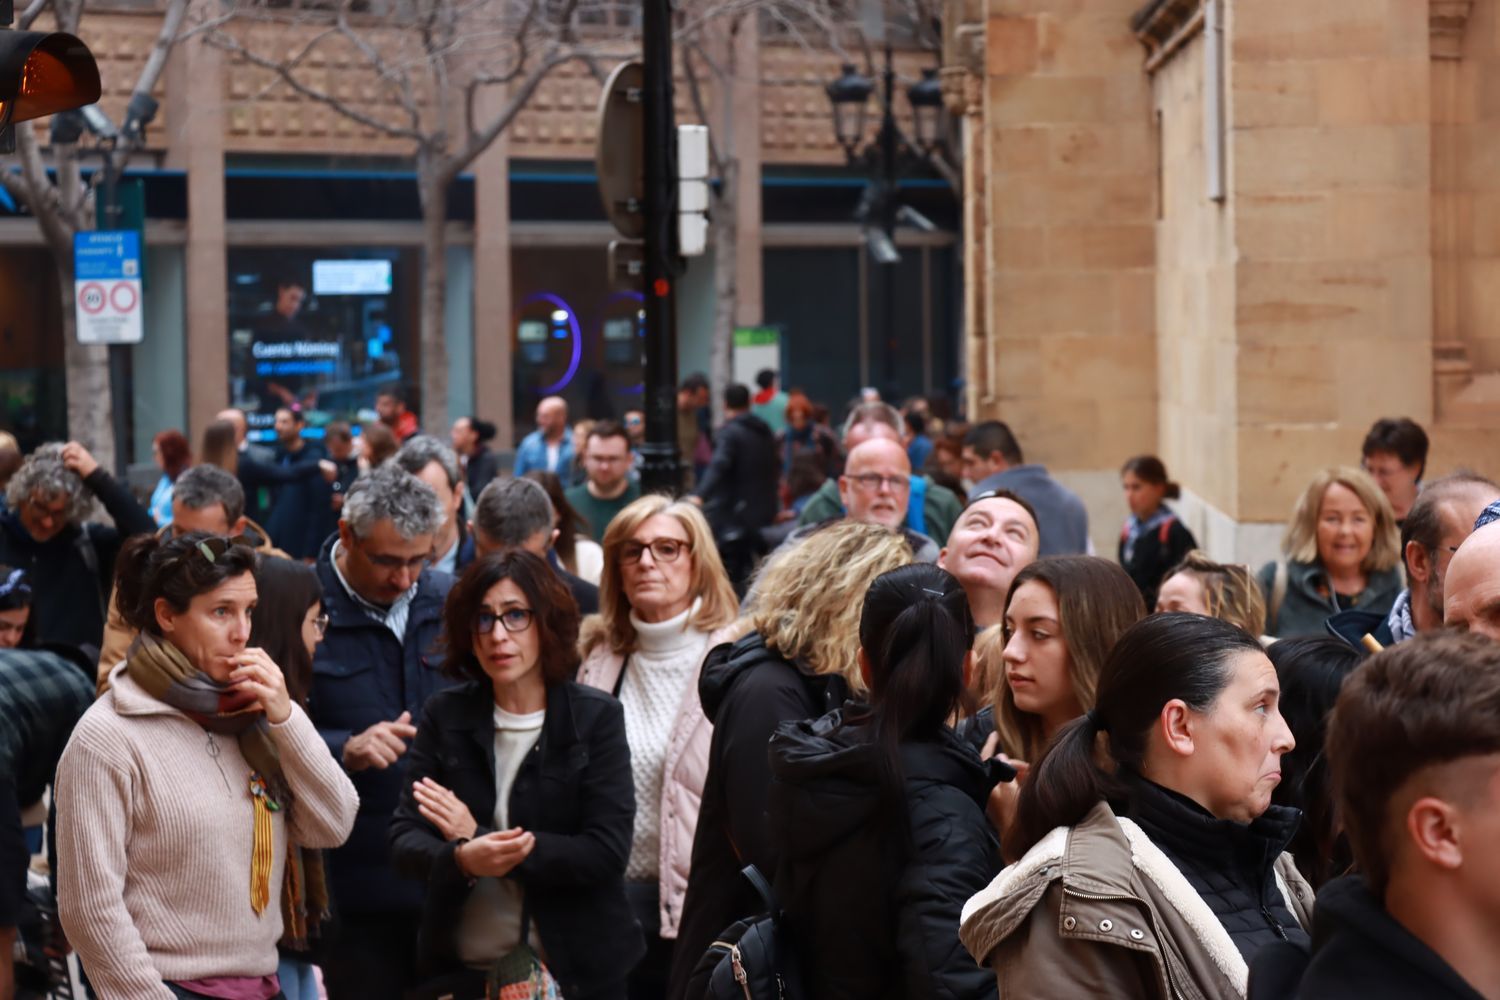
[0,32,100,127]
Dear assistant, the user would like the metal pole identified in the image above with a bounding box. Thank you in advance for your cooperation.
[639,0,682,494]
[880,43,898,394]
[102,145,130,476]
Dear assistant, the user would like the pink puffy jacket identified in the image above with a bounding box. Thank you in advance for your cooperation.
[576,624,738,938]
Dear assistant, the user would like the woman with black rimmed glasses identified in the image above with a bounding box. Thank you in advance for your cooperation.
[390,549,642,1000]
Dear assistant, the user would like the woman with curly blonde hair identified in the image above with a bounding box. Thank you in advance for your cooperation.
[666,521,915,998]
[576,495,739,996]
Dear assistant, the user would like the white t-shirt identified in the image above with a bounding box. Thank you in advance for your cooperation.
[456,704,546,967]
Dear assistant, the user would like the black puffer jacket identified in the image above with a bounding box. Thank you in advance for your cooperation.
[767,711,1000,1000]
[1124,772,1308,961]
[665,632,849,1000]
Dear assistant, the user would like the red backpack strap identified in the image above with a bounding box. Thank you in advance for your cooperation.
[1158,515,1176,545]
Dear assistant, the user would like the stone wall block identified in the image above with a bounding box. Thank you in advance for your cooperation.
[1045,224,1156,269]
[987,15,1041,76]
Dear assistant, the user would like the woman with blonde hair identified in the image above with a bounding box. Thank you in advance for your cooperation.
[576,495,739,998]
[666,521,915,999]
[1157,550,1268,638]
[1257,467,1402,638]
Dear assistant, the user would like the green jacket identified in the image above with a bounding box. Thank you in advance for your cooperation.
[797,475,963,546]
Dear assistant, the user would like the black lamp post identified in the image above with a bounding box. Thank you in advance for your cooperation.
[826,45,944,394]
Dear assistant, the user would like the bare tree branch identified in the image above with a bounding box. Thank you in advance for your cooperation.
[16,0,49,30]
[448,44,572,180]
[205,27,426,141]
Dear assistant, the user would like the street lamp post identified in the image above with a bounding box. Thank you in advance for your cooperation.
[827,46,944,396]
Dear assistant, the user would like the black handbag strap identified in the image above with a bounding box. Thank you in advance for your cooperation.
[740,865,777,915]
[611,655,632,699]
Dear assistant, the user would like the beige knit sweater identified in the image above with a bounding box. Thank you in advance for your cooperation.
[56,663,360,999]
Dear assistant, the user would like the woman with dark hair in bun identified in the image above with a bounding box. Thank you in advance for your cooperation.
[390,549,642,1000]
[766,563,1000,1000]
[961,613,1310,1000]
[1119,455,1198,610]
[55,532,358,999]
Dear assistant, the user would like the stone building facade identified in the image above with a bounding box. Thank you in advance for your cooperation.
[944,0,1500,562]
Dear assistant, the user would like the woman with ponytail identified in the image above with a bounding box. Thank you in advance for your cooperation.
[764,564,1001,1000]
[959,613,1311,1000]
[1119,455,1197,610]
[55,533,358,999]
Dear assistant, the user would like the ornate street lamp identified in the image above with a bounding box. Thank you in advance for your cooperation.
[826,63,874,156]
[906,67,944,155]
[826,47,944,392]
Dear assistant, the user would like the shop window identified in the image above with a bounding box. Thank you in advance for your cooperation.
[227,247,418,439]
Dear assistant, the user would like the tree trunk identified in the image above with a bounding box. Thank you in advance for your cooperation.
[55,255,117,471]
[416,160,451,435]
[709,157,738,429]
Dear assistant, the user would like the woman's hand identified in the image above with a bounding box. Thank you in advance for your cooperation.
[231,648,292,724]
[414,777,479,841]
[456,829,535,878]
[980,733,1030,840]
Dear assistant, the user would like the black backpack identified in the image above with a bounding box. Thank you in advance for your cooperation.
[687,866,803,1000]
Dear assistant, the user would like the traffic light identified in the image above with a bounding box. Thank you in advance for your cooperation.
[0,29,101,152]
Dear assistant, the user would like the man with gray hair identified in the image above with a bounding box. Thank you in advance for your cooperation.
[469,476,600,613]
[795,401,964,543]
[310,462,454,997]
[0,441,154,652]
[392,434,467,576]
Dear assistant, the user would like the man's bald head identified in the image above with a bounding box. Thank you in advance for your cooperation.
[536,396,569,437]
[1446,522,1500,641]
[215,408,248,446]
[839,438,912,530]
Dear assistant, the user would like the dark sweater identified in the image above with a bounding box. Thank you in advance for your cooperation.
[1250,875,1489,1000]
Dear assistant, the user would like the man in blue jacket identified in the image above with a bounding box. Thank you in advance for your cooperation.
[511,395,573,477]
[310,463,454,999]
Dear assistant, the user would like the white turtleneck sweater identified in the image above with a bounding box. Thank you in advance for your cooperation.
[620,603,713,881]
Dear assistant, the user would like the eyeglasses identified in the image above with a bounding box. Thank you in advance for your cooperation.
[312,613,330,637]
[473,608,536,634]
[354,542,428,572]
[847,473,911,493]
[621,538,692,564]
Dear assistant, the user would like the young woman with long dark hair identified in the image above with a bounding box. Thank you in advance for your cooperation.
[248,556,332,1000]
[766,563,1000,999]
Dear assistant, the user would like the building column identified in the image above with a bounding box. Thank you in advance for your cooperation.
[473,85,515,448]
[732,16,763,328]
[165,36,227,445]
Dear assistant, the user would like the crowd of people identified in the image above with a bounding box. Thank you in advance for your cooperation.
[3,384,1500,1000]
